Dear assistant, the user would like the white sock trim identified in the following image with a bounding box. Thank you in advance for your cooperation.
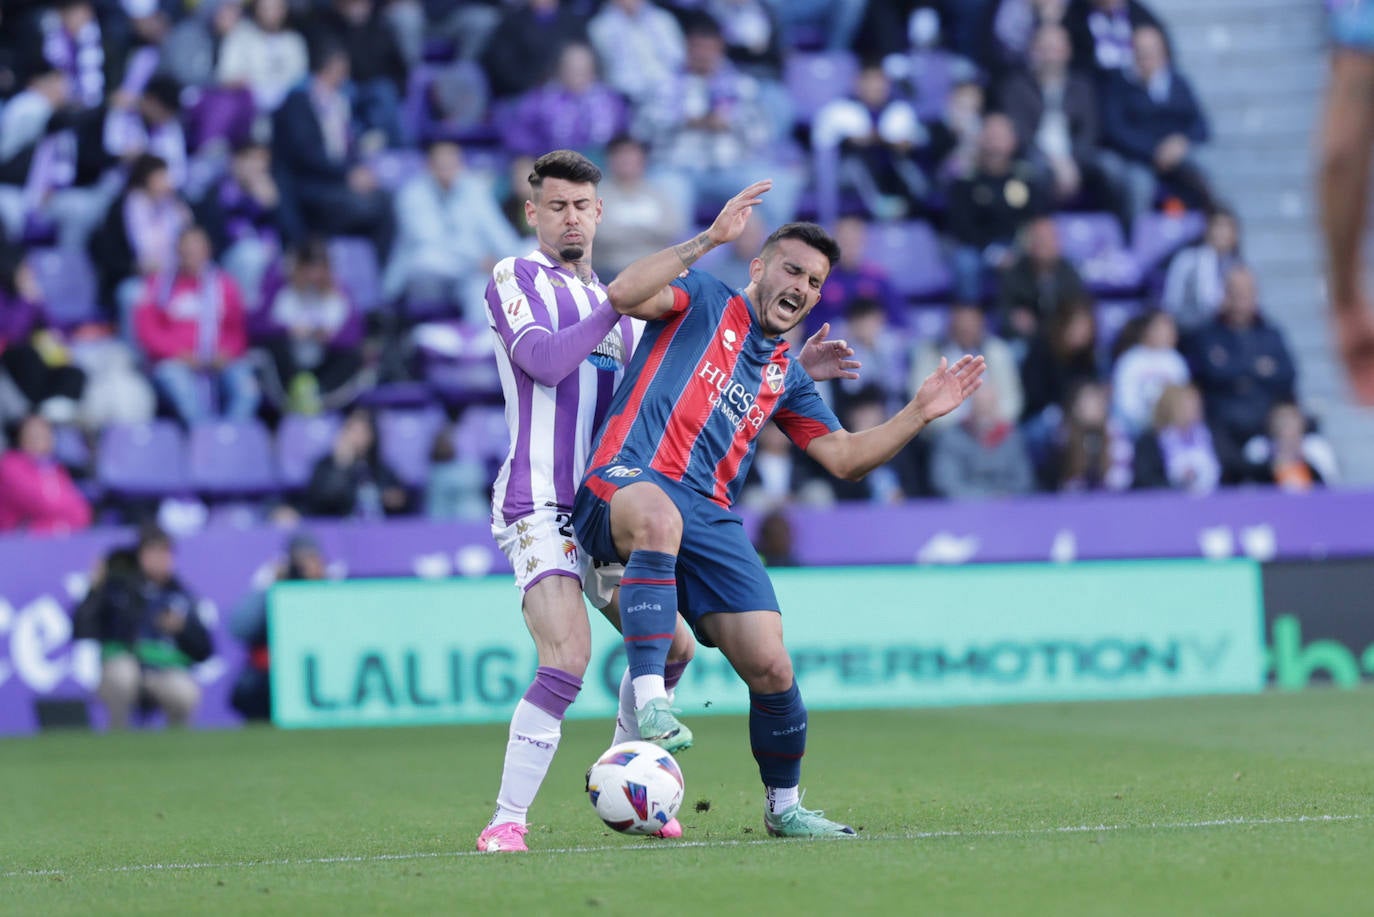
[766,785,800,815]
[632,674,668,709]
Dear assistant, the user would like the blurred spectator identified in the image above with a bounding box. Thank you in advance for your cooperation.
[754,507,800,567]
[593,134,689,279]
[501,42,627,160]
[228,530,329,720]
[764,0,867,53]
[812,62,950,221]
[1111,309,1188,436]
[74,526,212,729]
[1160,206,1242,337]
[270,41,394,260]
[995,22,1103,210]
[834,297,908,410]
[979,0,1069,79]
[1186,265,1297,452]
[0,67,72,195]
[261,239,365,415]
[929,380,1035,499]
[103,74,188,191]
[936,76,987,181]
[500,153,538,241]
[384,139,520,323]
[134,225,261,425]
[0,256,86,419]
[425,423,489,521]
[481,0,589,101]
[636,16,801,229]
[1130,382,1225,493]
[1064,0,1167,80]
[834,385,919,502]
[159,0,246,90]
[1052,379,1132,492]
[706,0,786,79]
[198,141,281,316]
[309,0,410,147]
[34,0,124,110]
[1018,300,1100,420]
[740,421,835,511]
[996,215,1088,350]
[1099,25,1212,225]
[911,302,1023,430]
[91,153,192,334]
[216,0,309,113]
[0,414,92,534]
[805,216,902,334]
[302,406,410,517]
[588,0,686,105]
[1241,402,1339,492]
[946,113,1045,302]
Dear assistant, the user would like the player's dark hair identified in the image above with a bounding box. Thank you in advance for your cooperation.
[761,222,841,269]
[528,149,602,192]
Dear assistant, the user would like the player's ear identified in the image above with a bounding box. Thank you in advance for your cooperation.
[594,197,604,224]
[524,198,537,229]
[749,256,764,283]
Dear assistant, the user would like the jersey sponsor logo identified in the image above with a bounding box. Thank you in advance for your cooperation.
[503,293,535,333]
[586,328,627,372]
[605,465,643,478]
[625,601,663,614]
[698,360,767,432]
[765,362,785,394]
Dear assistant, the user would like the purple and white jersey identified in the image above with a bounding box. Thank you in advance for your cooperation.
[486,250,641,526]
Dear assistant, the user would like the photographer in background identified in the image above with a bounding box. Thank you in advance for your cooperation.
[73,525,212,729]
[228,532,330,721]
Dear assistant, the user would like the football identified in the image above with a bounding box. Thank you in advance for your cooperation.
[585,741,685,835]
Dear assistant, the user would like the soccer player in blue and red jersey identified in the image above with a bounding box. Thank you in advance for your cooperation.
[573,180,986,837]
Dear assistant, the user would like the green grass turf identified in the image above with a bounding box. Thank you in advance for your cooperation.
[3,688,1372,916]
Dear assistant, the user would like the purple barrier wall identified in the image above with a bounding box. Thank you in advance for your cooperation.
[2,488,1372,736]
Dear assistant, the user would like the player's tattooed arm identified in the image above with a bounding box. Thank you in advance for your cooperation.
[674,232,712,270]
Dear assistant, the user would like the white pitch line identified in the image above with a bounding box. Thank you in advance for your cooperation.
[4,814,1367,880]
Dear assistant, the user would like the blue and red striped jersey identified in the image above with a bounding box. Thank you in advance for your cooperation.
[589,269,841,508]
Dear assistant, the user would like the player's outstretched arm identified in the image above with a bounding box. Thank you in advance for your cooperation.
[805,355,985,481]
[606,179,773,319]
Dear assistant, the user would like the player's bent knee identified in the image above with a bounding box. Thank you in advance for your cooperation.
[740,655,794,695]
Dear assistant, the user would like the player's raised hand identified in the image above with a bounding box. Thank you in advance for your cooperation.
[913,354,985,423]
[798,322,861,382]
[706,179,772,246]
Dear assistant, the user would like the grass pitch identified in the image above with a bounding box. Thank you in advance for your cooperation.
[3,689,1372,916]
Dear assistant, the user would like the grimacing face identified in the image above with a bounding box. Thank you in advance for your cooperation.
[749,237,830,337]
[526,177,602,265]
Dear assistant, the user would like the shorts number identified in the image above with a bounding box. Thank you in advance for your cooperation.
[556,512,573,538]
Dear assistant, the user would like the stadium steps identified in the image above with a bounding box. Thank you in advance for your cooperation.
[1152,0,1374,485]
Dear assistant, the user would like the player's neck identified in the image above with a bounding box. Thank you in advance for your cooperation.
[542,244,595,284]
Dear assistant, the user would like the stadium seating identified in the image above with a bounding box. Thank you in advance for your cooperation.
[187,420,278,497]
[96,421,189,497]
[1052,212,1142,294]
[378,405,447,488]
[29,247,99,329]
[276,413,343,490]
[327,237,382,313]
[1131,211,1207,275]
[784,52,860,126]
[452,404,510,469]
[864,221,953,301]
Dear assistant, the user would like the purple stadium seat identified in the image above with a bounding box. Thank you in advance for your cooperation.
[28,248,99,329]
[51,424,91,472]
[415,321,503,405]
[1052,212,1141,293]
[328,237,381,312]
[784,52,859,126]
[97,421,188,496]
[188,420,278,495]
[864,221,952,301]
[368,148,426,192]
[276,413,343,489]
[1095,299,1143,352]
[404,61,491,144]
[1132,211,1206,274]
[452,404,509,466]
[903,50,961,122]
[378,405,446,487]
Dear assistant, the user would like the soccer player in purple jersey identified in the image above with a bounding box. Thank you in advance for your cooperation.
[573,180,986,837]
[476,153,858,852]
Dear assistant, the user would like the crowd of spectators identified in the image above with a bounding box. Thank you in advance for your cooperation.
[0,0,1335,541]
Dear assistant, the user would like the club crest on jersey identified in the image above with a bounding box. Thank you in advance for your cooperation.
[765,362,785,394]
[562,539,578,561]
[605,465,643,478]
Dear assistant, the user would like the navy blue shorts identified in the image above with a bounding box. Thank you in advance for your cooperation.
[574,463,780,645]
